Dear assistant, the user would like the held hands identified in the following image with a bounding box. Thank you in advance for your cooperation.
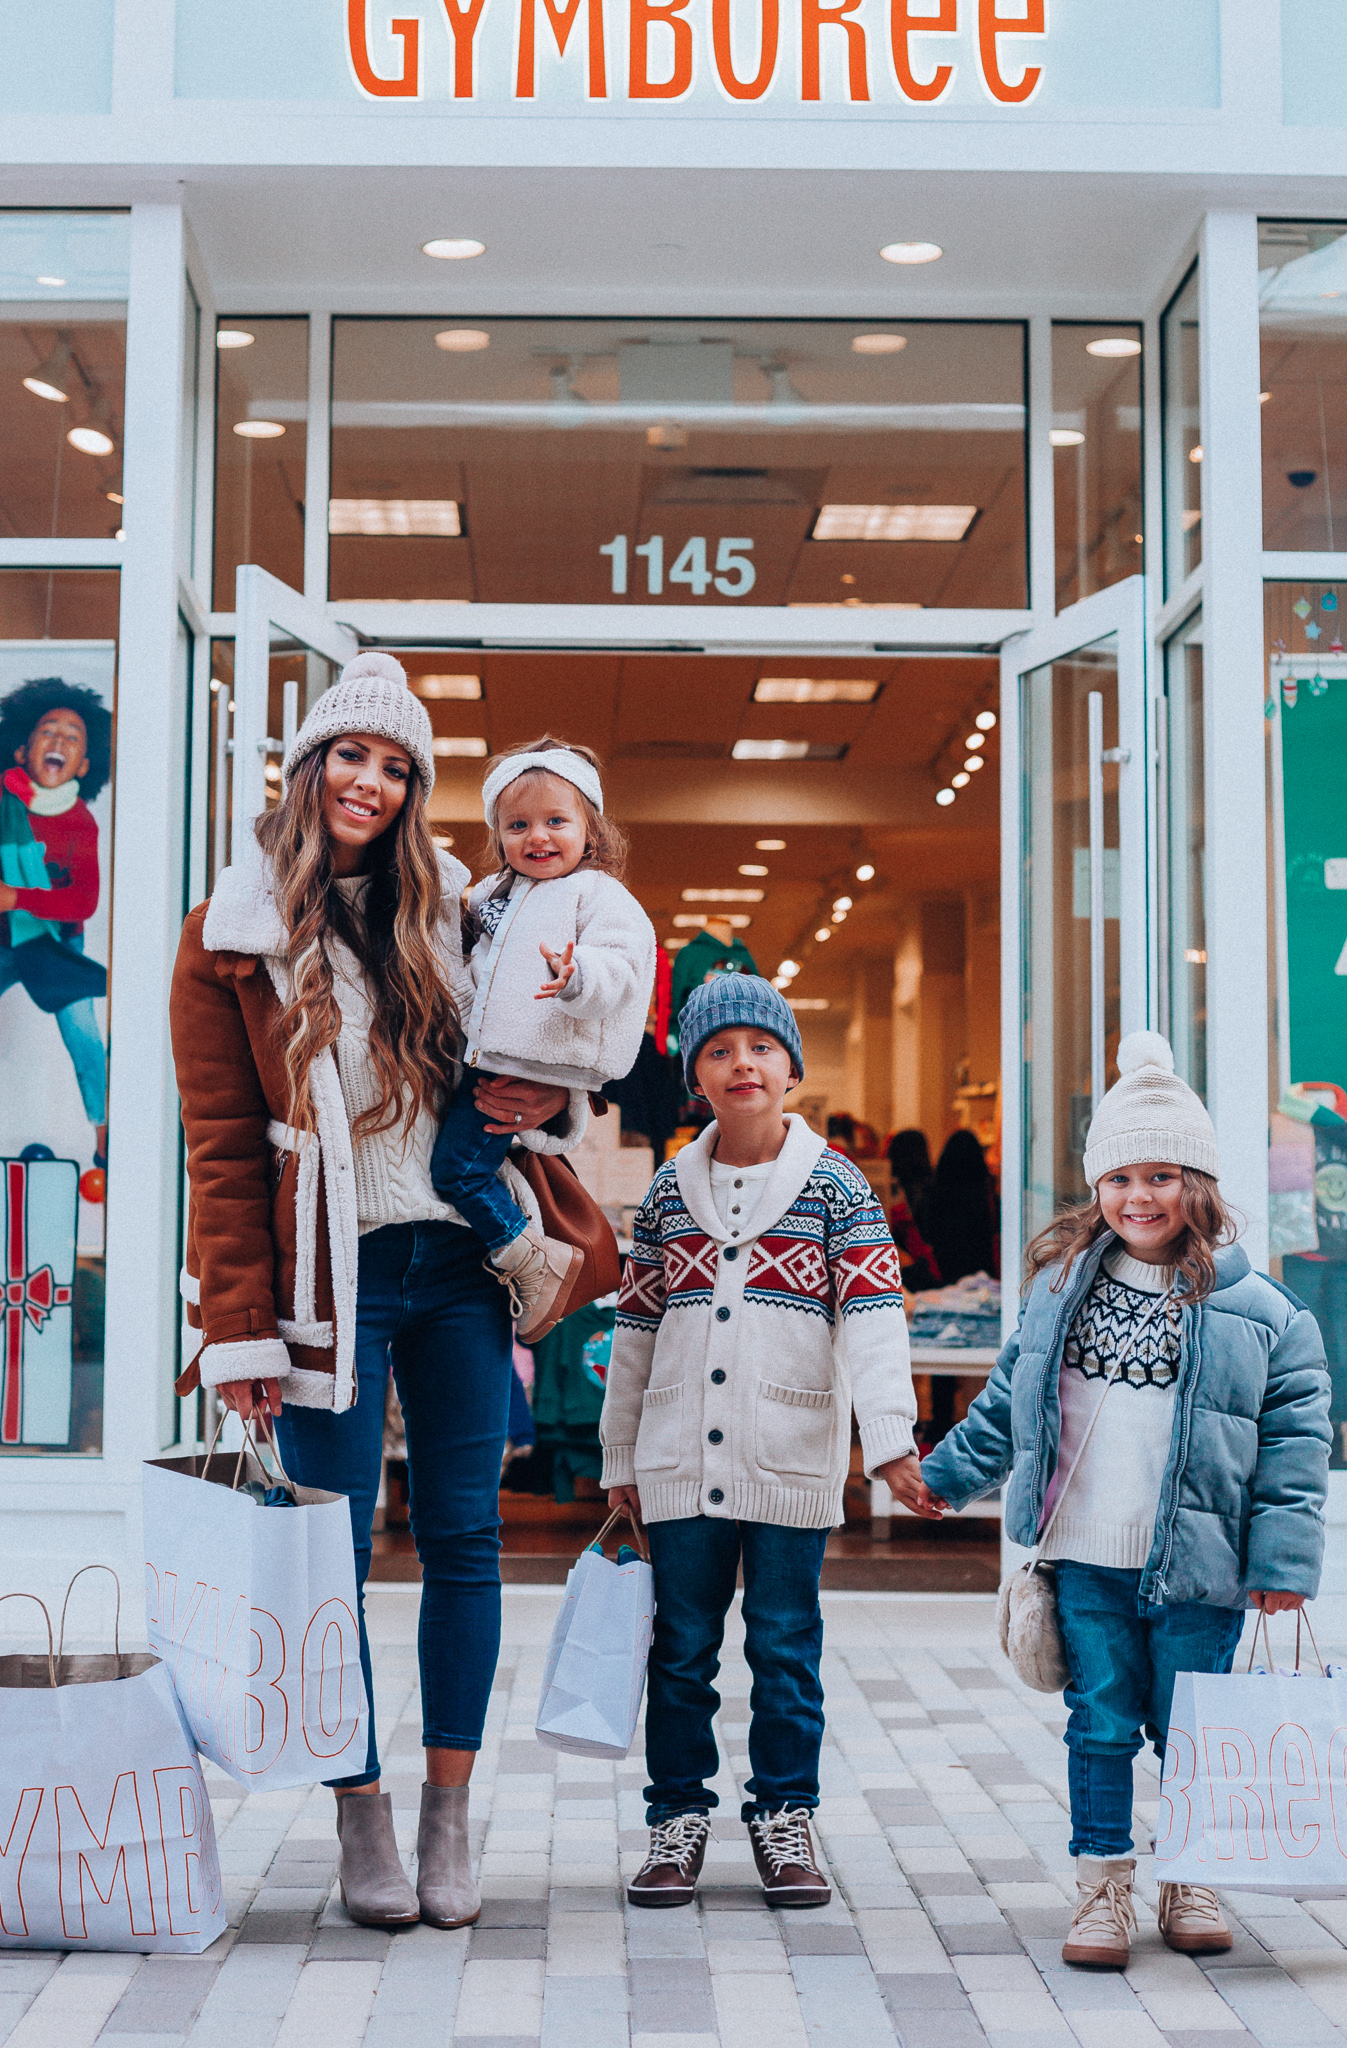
[217,1377,283,1422]
[537,941,577,998]
[1250,1590,1307,1614]
[878,1450,948,1520]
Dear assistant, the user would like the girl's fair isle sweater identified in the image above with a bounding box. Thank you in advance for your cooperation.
[1038,1248,1181,1570]
[599,1116,917,1530]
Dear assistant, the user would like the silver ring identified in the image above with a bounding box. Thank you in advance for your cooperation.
[514,1112,522,1124]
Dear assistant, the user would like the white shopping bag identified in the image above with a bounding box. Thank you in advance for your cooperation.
[143,1422,368,1792]
[1157,1612,1347,1896]
[536,1506,654,1759]
[0,1575,225,1953]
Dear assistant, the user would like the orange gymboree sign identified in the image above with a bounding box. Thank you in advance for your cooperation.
[345,0,1047,105]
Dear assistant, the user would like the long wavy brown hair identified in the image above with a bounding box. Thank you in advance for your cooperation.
[481,734,628,880]
[255,745,461,1140]
[1024,1167,1238,1303]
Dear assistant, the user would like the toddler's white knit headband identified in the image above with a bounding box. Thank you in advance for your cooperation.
[482,749,604,825]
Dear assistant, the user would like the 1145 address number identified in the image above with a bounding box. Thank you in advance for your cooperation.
[599,534,756,598]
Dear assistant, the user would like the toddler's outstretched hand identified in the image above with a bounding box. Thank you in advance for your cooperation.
[879,1450,948,1520]
[537,940,577,998]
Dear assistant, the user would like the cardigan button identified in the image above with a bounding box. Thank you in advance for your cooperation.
[724,1247,737,1261]
[715,1306,730,1323]
[711,1369,726,1384]
[708,1487,724,1504]
[708,1428,723,1444]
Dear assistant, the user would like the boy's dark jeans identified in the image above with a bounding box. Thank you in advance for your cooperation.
[1056,1560,1246,1858]
[643,1515,828,1825]
[429,1075,530,1253]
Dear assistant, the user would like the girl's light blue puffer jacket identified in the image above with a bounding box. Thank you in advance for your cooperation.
[919,1234,1332,1610]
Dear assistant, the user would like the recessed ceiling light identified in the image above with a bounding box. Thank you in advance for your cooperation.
[732,739,847,761]
[879,241,943,265]
[216,329,255,349]
[739,864,769,877]
[756,838,786,850]
[23,376,68,403]
[1085,337,1142,358]
[435,329,491,351]
[754,678,880,703]
[976,710,997,730]
[106,490,124,505]
[414,674,481,699]
[432,832,456,849]
[35,275,65,288]
[965,733,985,750]
[831,910,847,923]
[422,238,486,260]
[68,426,114,456]
[851,333,907,354]
[964,756,985,772]
[811,504,976,542]
[833,896,852,912]
[855,863,875,882]
[432,736,487,757]
[952,771,970,788]
[674,912,751,929]
[936,788,956,807]
[114,527,125,542]
[1189,445,1203,464]
[815,927,832,942]
[1260,390,1271,403]
[682,888,764,903]
[778,959,800,977]
[787,998,830,1011]
[234,419,285,439]
[1050,428,1085,448]
[329,498,461,536]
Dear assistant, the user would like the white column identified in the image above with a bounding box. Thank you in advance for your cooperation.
[304,311,331,605]
[104,203,189,1468]
[1199,211,1268,1263]
[1027,314,1055,622]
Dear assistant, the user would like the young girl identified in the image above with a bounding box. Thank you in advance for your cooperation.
[895,1032,1331,1971]
[431,735,656,1339]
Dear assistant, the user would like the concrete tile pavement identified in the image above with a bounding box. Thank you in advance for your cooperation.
[6,1588,1347,2048]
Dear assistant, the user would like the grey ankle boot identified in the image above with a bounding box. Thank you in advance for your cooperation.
[336,1792,420,1928]
[415,1783,481,1928]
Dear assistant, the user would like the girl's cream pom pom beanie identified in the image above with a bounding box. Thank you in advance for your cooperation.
[1082,1029,1220,1186]
[282,650,436,800]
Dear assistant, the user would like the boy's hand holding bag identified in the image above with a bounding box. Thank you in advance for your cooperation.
[999,1289,1174,1692]
[0,1568,225,1953]
[536,1502,654,1759]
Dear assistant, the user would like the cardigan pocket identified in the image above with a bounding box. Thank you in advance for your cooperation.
[756,1381,835,1479]
[637,1381,684,1469]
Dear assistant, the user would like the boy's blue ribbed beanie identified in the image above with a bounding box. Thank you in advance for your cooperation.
[680,974,804,1093]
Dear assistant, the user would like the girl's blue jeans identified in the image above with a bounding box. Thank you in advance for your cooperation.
[274,1219,513,1787]
[429,1078,529,1253]
[1056,1560,1246,1858]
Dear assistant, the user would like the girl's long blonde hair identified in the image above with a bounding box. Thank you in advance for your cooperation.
[255,746,461,1140]
[1024,1168,1238,1303]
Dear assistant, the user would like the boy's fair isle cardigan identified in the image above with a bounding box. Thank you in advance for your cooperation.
[599,1116,918,1531]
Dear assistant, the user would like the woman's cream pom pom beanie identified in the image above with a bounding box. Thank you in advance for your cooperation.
[1082,1029,1220,1186]
[283,650,436,799]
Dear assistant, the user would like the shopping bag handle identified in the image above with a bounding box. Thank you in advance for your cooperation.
[1246,1603,1325,1676]
[200,1407,296,1495]
[587,1501,650,1563]
[58,1564,121,1661]
[0,1592,56,1688]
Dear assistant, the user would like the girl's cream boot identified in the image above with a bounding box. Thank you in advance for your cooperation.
[1062,1856,1137,1969]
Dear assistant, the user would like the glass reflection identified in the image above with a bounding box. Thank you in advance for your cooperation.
[213,317,308,608]
[1162,267,1201,594]
[1260,221,1347,552]
[1051,323,1143,611]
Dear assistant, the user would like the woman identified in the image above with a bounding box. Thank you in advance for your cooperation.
[926,1127,1000,1284]
[170,652,585,1931]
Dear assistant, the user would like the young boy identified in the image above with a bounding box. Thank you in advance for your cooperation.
[600,976,920,1908]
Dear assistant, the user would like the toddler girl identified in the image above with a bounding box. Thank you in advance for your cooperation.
[431,736,656,1340]
[896,1032,1331,1970]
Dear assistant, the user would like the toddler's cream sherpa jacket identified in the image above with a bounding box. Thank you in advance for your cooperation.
[599,1116,917,1530]
[464,868,657,1090]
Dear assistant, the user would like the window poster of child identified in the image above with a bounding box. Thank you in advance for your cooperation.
[0,643,115,1454]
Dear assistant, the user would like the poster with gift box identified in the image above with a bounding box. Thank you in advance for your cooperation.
[0,1153,78,1448]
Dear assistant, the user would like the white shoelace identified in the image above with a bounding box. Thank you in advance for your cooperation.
[752,1808,817,1875]
[643,1813,708,1876]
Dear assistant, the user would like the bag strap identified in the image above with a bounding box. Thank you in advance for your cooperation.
[0,1592,56,1688]
[58,1564,121,1661]
[1033,1279,1175,1557]
[586,1501,650,1564]
[1246,1603,1325,1675]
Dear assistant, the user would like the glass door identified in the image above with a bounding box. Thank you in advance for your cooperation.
[1000,577,1149,1300]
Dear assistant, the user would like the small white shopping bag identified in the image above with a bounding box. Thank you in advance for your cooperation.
[143,1422,368,1792]
[0,1575,225,1953]
[536,1506,654,1759]
[1157,1612,1347,1897]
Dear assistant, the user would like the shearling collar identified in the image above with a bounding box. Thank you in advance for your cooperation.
[201,847,469,961]
[675,1112,828,1245]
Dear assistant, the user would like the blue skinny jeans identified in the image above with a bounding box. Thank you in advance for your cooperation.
[643,1515,829,1825]
[1056,1560,1246,1858]
[274,1219,513,1787]
[429,1076,529,1253]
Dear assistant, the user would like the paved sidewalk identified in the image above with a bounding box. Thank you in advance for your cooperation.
[8,1585,1347,2048]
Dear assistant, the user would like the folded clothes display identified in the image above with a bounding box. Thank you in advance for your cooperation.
[906,1271,1002,1350]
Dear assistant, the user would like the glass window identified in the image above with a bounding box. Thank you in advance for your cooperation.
[328,317,1028,609]
[1259,220,1347,552]
[180,276,201,580]
[1051,323,1143,610]
[0,569,119,1456]
[1021,639,1121,1247]
[1162,266,1202,593]
[1161,610,1206,1097]
[1265,577,1347,1467]
[213,316,308,609]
